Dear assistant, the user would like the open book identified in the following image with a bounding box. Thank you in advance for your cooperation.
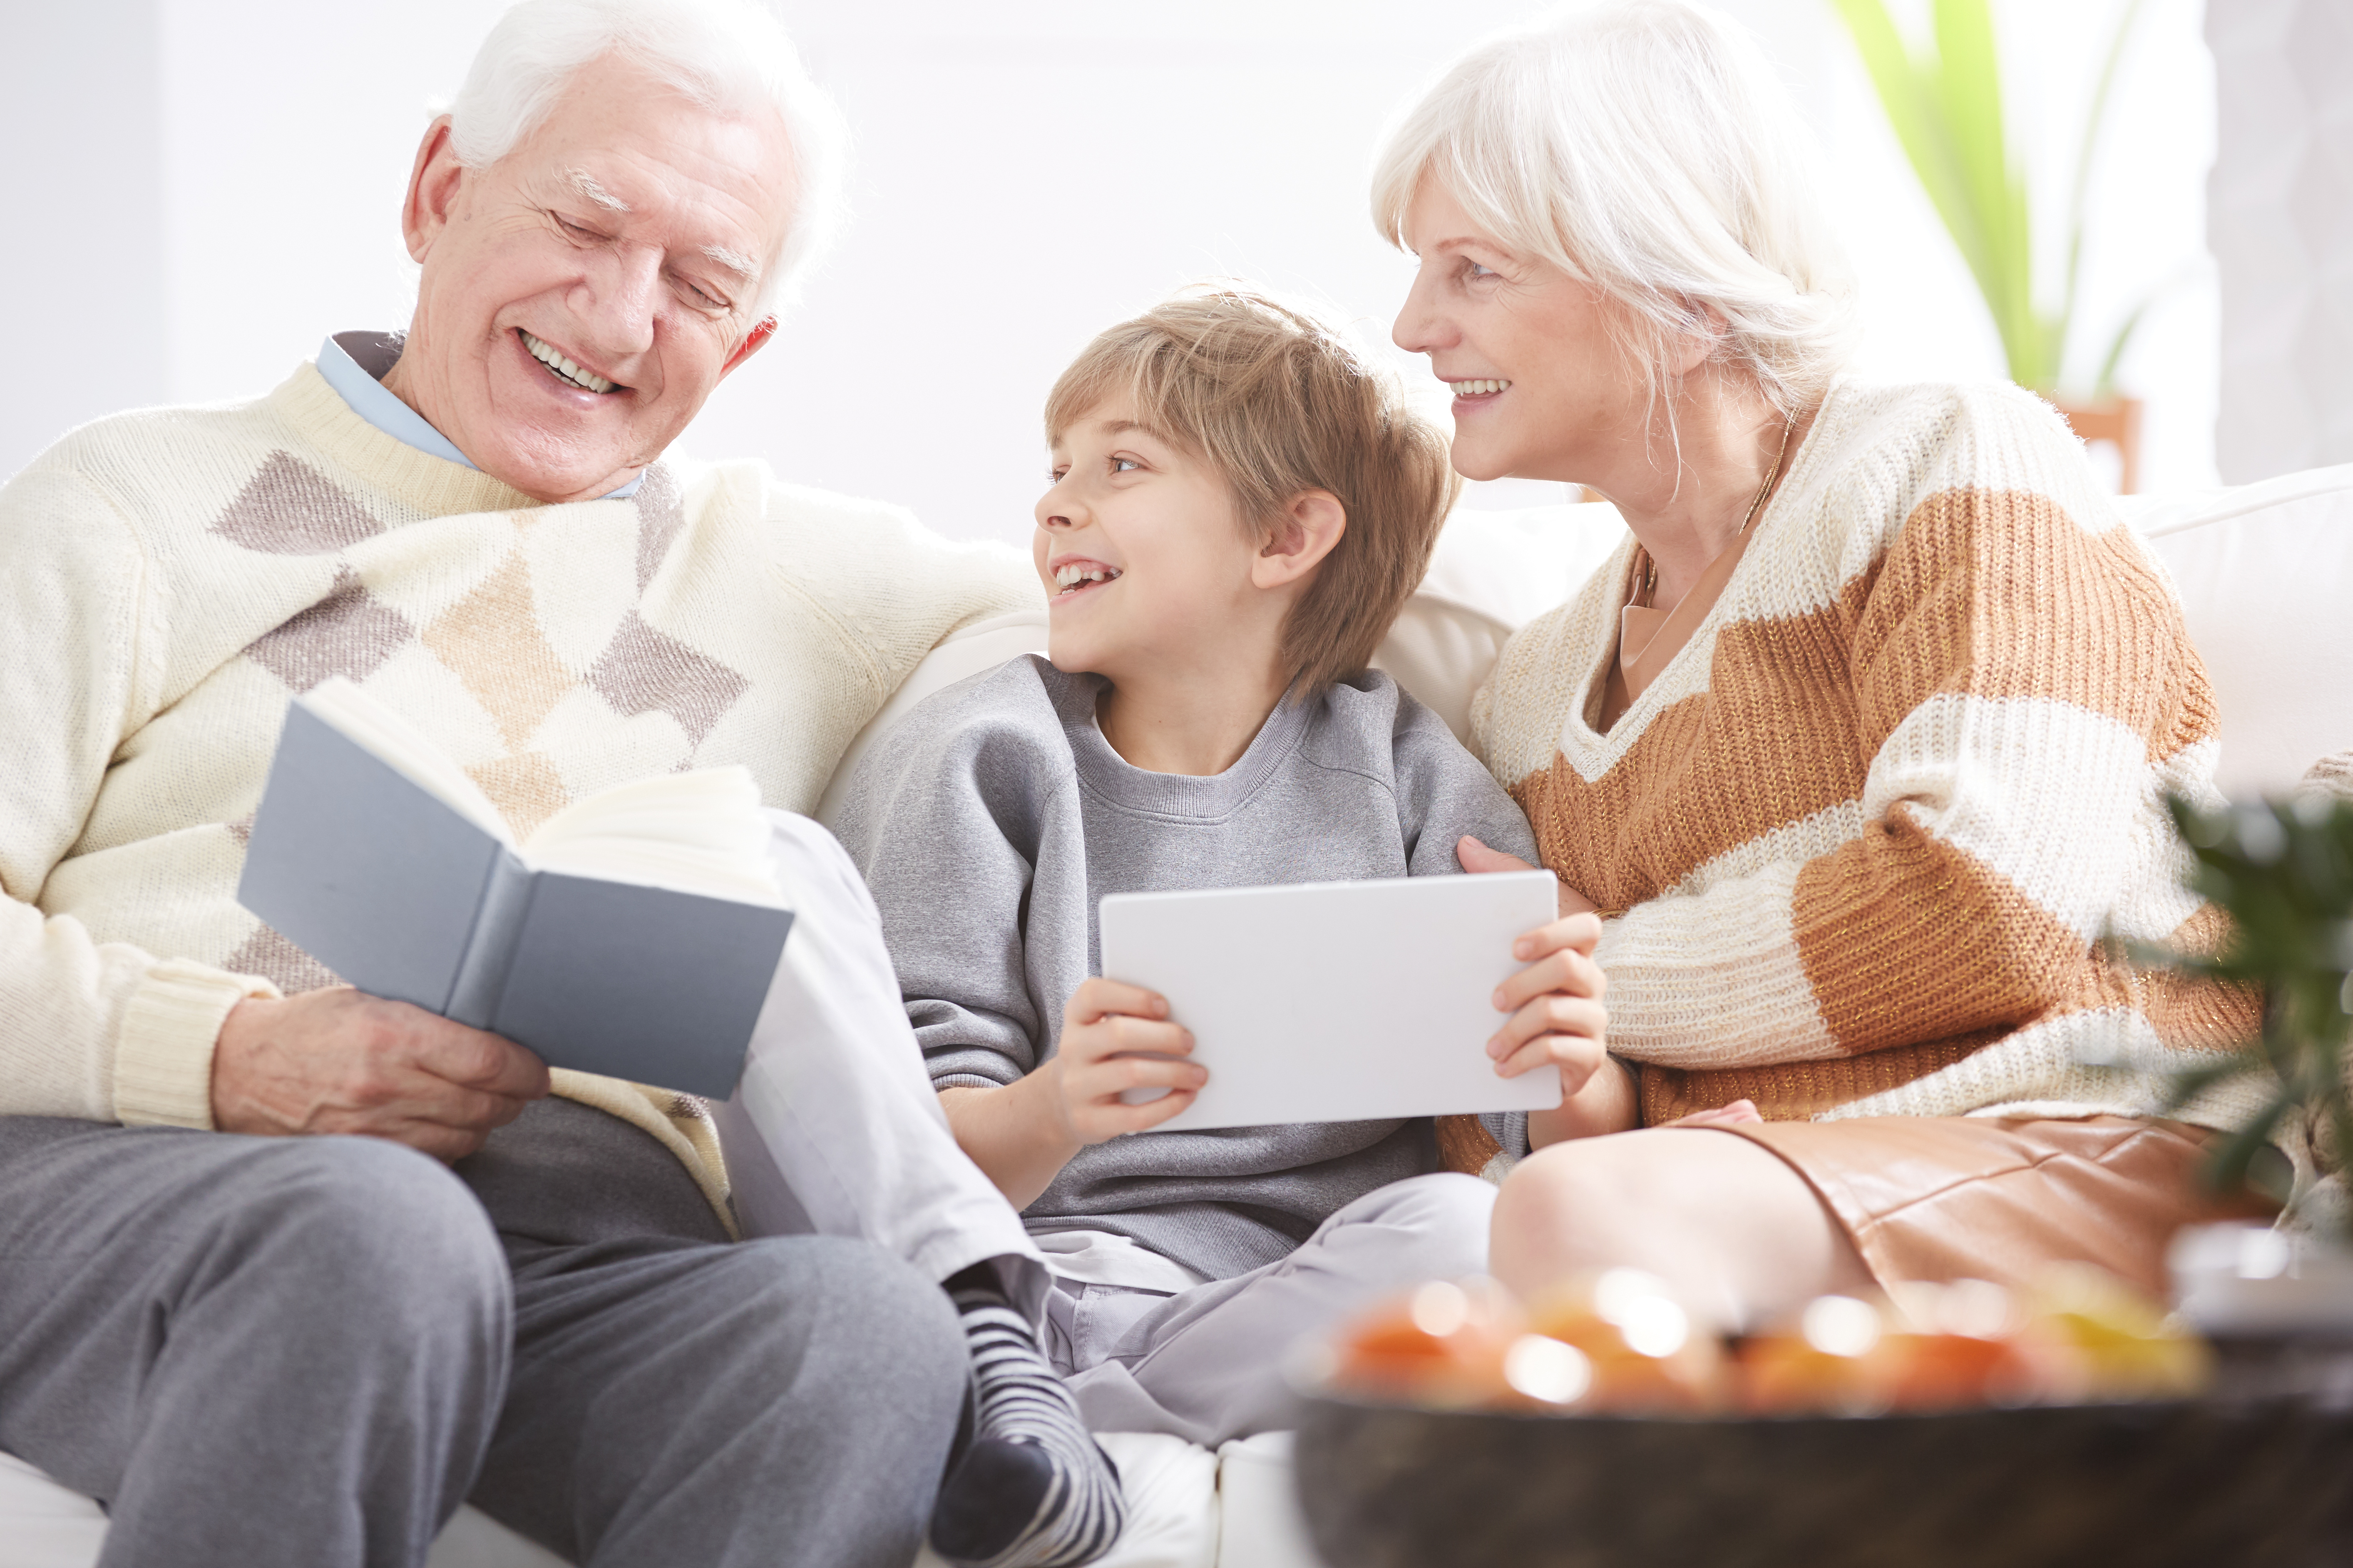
[236,679,794,1097]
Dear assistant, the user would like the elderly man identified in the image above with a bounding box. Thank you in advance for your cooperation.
[0,3,1128,1566]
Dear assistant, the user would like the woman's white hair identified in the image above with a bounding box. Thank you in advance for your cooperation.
[447,0,848,313]
[1372,0,1856,417]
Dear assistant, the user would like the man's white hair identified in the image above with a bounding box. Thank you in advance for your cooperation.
[1371,0,1856,417]
[447,0,848,314]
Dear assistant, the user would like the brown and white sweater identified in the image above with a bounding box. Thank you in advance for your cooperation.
[1469,379,2263,1137]
[0,360,1037,1216]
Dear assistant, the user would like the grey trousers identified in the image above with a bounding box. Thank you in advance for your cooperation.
[1046,1172,1498,1447]
[0,1102,969,1568]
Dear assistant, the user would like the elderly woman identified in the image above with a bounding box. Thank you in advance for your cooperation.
[1377,0,2259,1330]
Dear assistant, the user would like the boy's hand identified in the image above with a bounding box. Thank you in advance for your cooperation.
[1049,978,1205,1144]
[1456,835,1598,917]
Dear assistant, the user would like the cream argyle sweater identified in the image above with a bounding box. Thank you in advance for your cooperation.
[0,360,1038,1217]
[1467,379,2264,1144]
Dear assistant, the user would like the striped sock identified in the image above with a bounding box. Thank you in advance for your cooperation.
[929,1267,1126,1568]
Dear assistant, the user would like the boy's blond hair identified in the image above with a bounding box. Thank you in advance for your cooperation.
[1044,285,1460,696]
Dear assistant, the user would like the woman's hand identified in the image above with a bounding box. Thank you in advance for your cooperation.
[1457,835,1598,917]
[1461,834,1613,1149]
[1048,978,1205,1144]
[1486,909,1608,1087]
[1666,1099,1762,1129]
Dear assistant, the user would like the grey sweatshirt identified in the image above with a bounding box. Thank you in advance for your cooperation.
[829,656,1542,1281]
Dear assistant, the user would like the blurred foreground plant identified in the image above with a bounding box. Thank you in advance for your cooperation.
[2140,794,2353,1237]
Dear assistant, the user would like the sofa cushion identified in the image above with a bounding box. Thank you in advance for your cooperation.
[815,608,1051,826]
[2118,464,2353,794]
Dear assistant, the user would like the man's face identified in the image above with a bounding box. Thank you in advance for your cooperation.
[388,52,797,502]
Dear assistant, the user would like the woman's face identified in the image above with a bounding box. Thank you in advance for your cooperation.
[1391,179,1647,485]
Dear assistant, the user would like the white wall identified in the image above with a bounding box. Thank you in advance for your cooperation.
[2208,0,2353,482]
[0,0,167,469]
[4,0,2223,539]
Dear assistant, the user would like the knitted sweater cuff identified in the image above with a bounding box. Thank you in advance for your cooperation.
[114,959,282,1129]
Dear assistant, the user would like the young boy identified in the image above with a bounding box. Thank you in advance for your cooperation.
[829,286,1607,1523]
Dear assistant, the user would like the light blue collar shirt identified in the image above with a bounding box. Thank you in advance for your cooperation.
[316,330,643,500]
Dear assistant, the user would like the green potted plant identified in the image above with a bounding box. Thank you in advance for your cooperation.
[2144,790,2353,1333]
[1829,0,2159,488]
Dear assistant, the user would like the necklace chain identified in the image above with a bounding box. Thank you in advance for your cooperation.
[1635,413,1796,609]
[1740,414,1796,537]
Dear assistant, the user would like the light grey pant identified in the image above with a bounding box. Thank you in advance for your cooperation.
[1044,1172,1498,1448]
[0,1118,505,1568]
[713,811,1049,1316]
[0,1103,970,1568]
[0,816,1020,1567]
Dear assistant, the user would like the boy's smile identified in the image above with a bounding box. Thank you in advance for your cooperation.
[1048,556,1123,599]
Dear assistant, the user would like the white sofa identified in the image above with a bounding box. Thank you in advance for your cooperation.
[5,461,2349,1568]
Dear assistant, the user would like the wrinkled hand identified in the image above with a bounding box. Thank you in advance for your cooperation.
[1456,835,1598,918]
[212,987,552,1161]
[1048,978,1204,1144]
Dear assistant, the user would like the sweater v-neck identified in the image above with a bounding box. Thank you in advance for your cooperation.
[1598,520,1759,731]
[1576,384,1847,744]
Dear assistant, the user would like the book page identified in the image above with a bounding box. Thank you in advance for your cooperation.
[301,678,510,841]
[522,767,783,906]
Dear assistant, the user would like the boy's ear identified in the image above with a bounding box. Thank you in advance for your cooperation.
[1252,490,1347,591]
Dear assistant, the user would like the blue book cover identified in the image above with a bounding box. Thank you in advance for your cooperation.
[237,689,793,1099]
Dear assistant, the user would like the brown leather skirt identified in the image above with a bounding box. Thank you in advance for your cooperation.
[1707,1115,2237,1301]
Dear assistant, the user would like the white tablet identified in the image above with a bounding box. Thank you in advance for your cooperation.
[1096,870,1564,1133]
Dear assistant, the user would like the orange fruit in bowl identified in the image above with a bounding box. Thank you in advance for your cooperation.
[1330,1278,1525,1408]
[1738,1294,1906,1415]
[1873,1279,2065,1411]
[1524,1269,1728,1413]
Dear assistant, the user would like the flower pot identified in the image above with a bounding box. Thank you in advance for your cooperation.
[2053,394,2145,494]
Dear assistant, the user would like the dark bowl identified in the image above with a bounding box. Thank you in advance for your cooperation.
[1291,1339,2353,1568]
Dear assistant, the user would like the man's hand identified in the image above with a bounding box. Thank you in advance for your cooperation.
[212,987,552,1161]
[1456,835,1598,917]
[1047,978,1205,1145]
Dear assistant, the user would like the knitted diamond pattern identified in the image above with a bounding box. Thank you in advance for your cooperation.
[213,452,754,988]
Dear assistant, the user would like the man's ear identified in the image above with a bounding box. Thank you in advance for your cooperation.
[1251,490,1347,591]
[402,116,466,265]
[722,316,779,377]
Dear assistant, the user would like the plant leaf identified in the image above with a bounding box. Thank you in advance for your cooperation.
[2062,0,2149,388]
[2201,1087,2296,1198]
[1931,0,2039,386]
[1829,0,1993,298]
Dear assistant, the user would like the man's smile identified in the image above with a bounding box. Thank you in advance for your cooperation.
[519,328,624,394]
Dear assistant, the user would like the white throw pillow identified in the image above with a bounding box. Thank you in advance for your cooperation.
[1371,503,1628,744]
[2119,464,2353,794]
[814,608,1051,826]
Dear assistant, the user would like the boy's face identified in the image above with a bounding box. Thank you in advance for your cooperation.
[1035,398,1271,685]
